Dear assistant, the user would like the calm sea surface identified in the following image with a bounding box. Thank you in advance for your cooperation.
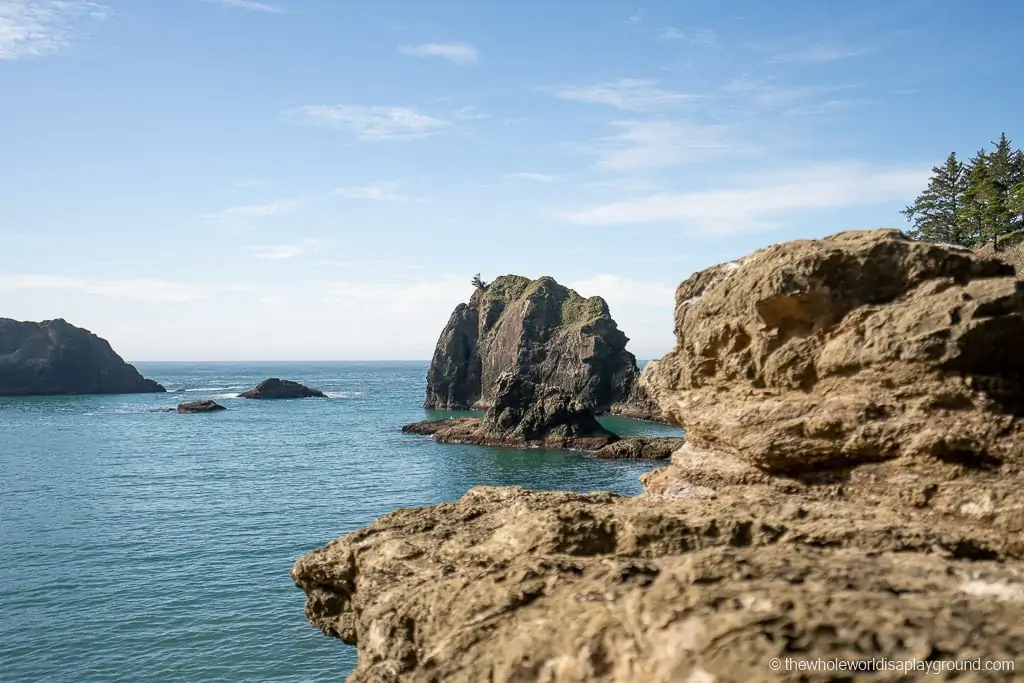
[0,361,680,682]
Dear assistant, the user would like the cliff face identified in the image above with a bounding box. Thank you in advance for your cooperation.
[642,228,1023,473]
[424,275,658,419]
[294,231,1024,683]
[0,318,165,396]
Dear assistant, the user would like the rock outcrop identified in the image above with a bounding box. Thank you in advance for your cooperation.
[976,231,1024,277]
[293,466,1024,683]
[238,378,326,399]
[424,275,659,420]
[591,436,685,460]
[404,372,620,451]
[0,318,165,396]
[176,400,226,413]
[294,231,1024,682]
[643,228,1024,473]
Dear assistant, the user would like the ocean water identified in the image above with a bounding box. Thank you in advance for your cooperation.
[0,362,681,682]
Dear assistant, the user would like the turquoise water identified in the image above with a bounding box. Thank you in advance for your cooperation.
[0,362,680,682]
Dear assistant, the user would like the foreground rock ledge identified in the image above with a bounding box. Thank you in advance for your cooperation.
[293,463,1024,683]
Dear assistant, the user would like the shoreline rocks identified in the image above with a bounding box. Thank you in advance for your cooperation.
[238,378,326,399]
[591,436,685,460]
[294,231,1024,682]
[424,275,660,420]
[405,372,620,451]
[0,318,165,396]
[293,468,1024,683]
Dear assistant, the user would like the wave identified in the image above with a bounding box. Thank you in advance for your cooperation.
[184,386,246,392]
[326,391,364,399]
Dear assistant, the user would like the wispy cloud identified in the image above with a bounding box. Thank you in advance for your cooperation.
[452,105,488,121]
[398,41,478,66]
[588,120,747,172]
[210,0,283,13]
[331,181,408,202]
[569,274,675,308]
[770,44,870,64]
[561,163,928,233]
[626,9,645,24]
[657,27,719,48]
[506,172,560,183]
[0,275,202,301]
[722,76,864,114]
[246,239,320,261]
[294,105,449,140]
[201,197,308,229]
[550,78,701,111]
[0,0,108,60]
[318,277,474,315]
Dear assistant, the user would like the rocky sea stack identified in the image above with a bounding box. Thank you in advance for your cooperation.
[424,274,659,420]
[238,378,326,399]
[294,230,1024,682]
[176,400,226,413]
[0,318,165,396]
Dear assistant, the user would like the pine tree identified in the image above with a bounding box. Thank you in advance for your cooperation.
[1008,147,1024,231]
[470,273,488,289]
[961,149,991,247]
[900,151,970,245]
[1010,181,1024,227]
[982,133,1018,247]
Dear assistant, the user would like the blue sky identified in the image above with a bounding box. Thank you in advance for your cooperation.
[1,0,1021,360]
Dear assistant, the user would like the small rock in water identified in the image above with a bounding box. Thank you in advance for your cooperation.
[238,378,326,399]
[176,400,227,413]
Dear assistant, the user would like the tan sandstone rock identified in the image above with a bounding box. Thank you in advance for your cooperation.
[293,231,1024,682]
[293,476,1024,683]
[642,229,1024,473]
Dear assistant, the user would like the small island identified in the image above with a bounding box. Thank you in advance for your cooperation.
[0,318,165,396]
[238,378,326,399]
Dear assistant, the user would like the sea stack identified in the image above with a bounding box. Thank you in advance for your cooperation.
[0,318,165,396]
[424,274,659,420]
[238,378,326,399]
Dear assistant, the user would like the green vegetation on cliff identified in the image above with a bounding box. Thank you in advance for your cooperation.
[902,133,1024,248]
[479,275,609,327]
